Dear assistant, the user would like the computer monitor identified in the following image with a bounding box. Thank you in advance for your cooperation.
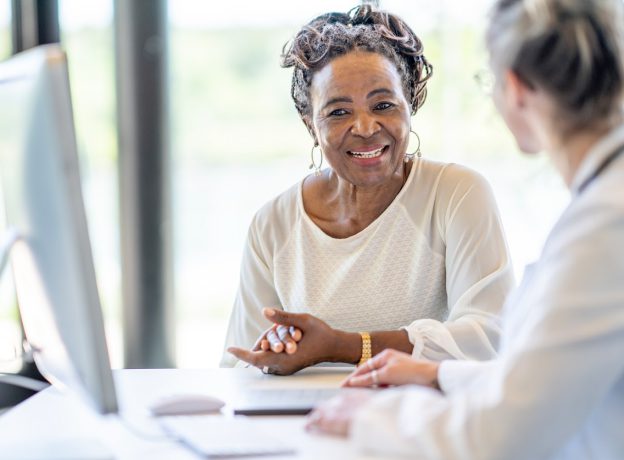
[0,44,118,415]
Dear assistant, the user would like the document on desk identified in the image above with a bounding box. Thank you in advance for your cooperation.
[159,415,296,458]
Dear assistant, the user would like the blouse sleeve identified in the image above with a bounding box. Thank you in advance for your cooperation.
[403,166,515,361]
[219,215,282,367]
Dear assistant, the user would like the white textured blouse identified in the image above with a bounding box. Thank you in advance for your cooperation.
[221,159,515,367]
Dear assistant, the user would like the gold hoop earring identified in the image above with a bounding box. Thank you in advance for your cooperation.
[405,129,421,163]
[309,144,323,176]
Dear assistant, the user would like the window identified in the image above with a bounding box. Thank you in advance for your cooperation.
[0,1,568,371]
[0,0,22,374]
[168,1,567,367]
[59,0,122,365]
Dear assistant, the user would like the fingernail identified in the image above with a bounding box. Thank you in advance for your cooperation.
[286,342,295,352]
[264,307,275,316]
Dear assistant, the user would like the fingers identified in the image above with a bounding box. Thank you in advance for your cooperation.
[266,329,284,353]
[227,347,284,374]
[306,407,341,435]
[263,307,308,329]
[305,406,342,436]
[290,326,303,342]
[276,325,298,354]
[342,360,375,387]
[341,365,367,387]
[252,326,274,351]
[344,350,435,388]
[251,323,303,355]
[342,350,397,387]
[343,350,388,383]
[251,337,262,352]
[343,370,380,388]
[347,358,374,380]
[305,393,368,437]
[227,347,259,367]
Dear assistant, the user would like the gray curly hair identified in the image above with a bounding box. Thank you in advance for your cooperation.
[281,5,433,123]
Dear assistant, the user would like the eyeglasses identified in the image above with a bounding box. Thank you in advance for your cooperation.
[474,68,496,96]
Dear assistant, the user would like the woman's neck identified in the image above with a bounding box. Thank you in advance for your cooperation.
[328,166,408,227]
[303,161,411,239]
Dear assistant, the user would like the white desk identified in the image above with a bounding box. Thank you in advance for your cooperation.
[0,368,391,459]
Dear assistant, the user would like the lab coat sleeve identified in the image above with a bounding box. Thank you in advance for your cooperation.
[353,201,624,459]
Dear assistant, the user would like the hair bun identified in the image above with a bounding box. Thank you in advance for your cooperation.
[488,0,624,133]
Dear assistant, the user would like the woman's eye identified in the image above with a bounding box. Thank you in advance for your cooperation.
[375,102,394,111]
[329,108,348,117]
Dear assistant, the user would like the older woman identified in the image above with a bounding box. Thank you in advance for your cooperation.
[222,5,514,373]
[307,0,624,459]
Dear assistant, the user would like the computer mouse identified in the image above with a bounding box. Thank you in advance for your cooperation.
[149,393,226,416]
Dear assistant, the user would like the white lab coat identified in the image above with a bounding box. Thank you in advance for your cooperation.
[351,126,624,460]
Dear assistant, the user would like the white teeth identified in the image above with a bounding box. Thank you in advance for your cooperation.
[350,147,384,158]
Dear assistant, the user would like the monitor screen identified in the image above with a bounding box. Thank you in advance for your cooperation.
[0,45,118,414]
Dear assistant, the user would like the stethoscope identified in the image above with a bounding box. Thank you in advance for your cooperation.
[577,145,624,194]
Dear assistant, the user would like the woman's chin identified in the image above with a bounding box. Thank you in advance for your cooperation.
[516,139,542,155]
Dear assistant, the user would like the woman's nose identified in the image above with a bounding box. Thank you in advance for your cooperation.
[350,112,380,138]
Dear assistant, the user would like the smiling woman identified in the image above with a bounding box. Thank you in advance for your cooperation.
[308,51,412,198]
[221,4,515,374]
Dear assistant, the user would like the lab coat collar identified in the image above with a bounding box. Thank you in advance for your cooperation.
[570,124,624,195]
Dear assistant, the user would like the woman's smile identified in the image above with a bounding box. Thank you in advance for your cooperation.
[347,145,389,165]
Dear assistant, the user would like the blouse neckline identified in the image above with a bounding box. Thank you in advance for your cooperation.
[297,160,418,243]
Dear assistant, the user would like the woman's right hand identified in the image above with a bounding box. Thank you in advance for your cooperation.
[252,321,303,355]
[342,349,440,389]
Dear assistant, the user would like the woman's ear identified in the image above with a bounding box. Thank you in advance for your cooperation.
[500,69,546,154]
[503,69,533,110]
[301,116,317,143]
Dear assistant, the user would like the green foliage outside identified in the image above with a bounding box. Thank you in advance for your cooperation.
[170,27,311,165]
[61,23,553,175]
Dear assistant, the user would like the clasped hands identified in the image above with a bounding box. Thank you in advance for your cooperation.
[228,307,439,385]
[227,307,339,376]
[228,308,440,436]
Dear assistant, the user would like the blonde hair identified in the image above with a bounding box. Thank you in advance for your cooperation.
[487,0,624,132]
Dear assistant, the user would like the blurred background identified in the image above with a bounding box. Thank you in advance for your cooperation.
[0,0,567,373]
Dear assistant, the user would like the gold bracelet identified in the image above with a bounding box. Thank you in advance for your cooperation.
[358,332,372,366]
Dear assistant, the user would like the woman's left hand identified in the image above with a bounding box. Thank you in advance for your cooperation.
[342,348,440,389]
[305,391,374,437]
[228,308,340,375]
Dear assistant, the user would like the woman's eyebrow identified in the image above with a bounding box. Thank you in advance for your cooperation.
[322,96,352,110]
[367,88,393,98]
